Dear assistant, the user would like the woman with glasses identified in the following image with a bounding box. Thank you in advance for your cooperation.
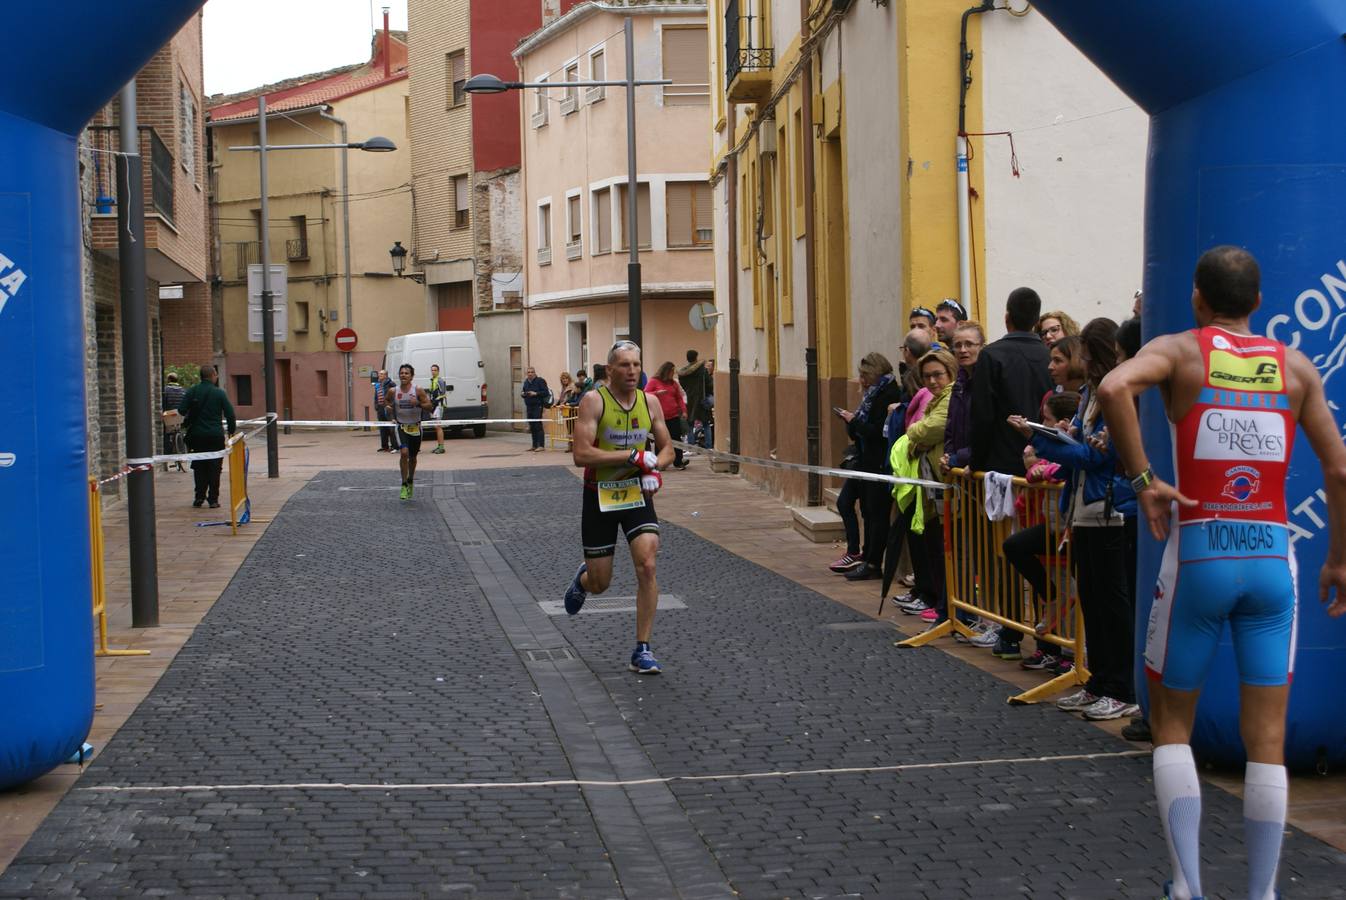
[888,349,957,624]
[1036,310,1081,346]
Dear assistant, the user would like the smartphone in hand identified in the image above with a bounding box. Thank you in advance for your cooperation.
[832,406,847,417]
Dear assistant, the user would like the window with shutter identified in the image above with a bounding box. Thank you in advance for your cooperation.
[668,182,713,248]
[538,203,552,264]
[662,26,708,106]
[617,183,651,250]
[568,195,582,241]
[693,182,713,245]
[532,76,548,127]
[562,62,579,113]
[666,183,694,248]
[453,175,470,228]
[593,187,612,254]
[447,50,467,108]
[587,49,606,103]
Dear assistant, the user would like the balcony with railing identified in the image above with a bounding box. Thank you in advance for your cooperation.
[286,238,309,261]
[86,123,206,283]
[725,0,774,103]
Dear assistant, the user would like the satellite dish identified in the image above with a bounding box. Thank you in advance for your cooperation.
[689,302,723,332]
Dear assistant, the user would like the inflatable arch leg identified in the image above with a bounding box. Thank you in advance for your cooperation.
[0,1,206,791]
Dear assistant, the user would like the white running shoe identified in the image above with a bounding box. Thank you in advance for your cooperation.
[969,623,1002,648]
[1081,697,1141,721]
[1056,689,1099,712]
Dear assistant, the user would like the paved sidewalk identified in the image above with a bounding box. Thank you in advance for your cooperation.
[2,447,1344,897]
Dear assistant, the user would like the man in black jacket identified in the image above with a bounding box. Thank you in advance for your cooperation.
[970,288,1053,476]
[968,288,1054,660]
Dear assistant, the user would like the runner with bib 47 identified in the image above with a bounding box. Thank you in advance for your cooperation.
[564,340,674,674]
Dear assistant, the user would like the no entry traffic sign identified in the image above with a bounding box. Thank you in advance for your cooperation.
[334,327,358,352]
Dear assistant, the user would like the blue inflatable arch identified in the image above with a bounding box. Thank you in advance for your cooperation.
[0,1,205,790]
[1032,0,1346,768]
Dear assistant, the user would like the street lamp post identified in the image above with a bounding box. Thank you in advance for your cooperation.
[229,96,396,477]
[464,16,669,349]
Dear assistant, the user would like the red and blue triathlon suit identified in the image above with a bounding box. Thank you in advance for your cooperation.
[1144,327,1298,690]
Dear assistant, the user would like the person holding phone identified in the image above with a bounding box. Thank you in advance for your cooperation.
[838,353,903,582]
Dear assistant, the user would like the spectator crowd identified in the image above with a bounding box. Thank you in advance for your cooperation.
[831,290,1149,728]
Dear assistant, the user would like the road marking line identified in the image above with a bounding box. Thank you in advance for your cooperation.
[80,749,1150,794]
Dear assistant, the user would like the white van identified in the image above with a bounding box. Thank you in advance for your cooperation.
[384,331,489,437]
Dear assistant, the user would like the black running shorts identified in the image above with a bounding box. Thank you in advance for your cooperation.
[397,426,423,458]
[581,486,660,558]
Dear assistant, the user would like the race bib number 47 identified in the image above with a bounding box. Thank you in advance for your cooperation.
[598,478,645,512]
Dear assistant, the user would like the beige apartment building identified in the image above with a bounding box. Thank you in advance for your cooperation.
[517,0,715,392]
[207,30,422,422]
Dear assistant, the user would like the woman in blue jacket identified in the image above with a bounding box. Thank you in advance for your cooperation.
[1012,317,1139,722]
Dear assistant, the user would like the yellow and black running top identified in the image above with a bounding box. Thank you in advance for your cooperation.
[584,385,652,487]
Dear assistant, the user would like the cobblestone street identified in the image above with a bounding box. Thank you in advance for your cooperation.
[3,449,1344,898]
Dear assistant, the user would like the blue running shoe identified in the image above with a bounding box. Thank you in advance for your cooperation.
[629,646,661,675]
[564,563,588,615]
[1160,882,1205,900]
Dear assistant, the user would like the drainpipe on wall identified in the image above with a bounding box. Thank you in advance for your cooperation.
[319,107,356,421]
[726,103,740,474]
[956,1,995,314]
[800,0,821,506]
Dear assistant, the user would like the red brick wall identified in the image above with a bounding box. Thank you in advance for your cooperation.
[161,281,214,366]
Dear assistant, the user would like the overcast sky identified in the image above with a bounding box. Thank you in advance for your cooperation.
[203,0,409,97]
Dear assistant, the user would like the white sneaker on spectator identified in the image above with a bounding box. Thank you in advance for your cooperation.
[899,597,932,614]
[1056,689,1099,712]
[1081,697,1141,721]
[969,624,1002,647]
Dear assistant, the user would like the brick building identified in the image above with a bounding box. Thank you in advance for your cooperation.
[80,11,212,490]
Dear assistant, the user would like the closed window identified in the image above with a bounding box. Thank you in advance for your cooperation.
[453,174,470,228]
[447,50,467,108]
[667,182,713,248]
[617,182,651,251]
[538,203,551,250]
[588,49,606,102]
[293,300,309,334]
[316,370,328,397]
[563,61,580,112]
[533,75,548,126]
[568,195,582,242]
[592,186,612,254]
[662,26,708,106]
[179,81,197,178]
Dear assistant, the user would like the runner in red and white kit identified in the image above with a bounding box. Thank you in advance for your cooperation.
[1099,246,1346,900]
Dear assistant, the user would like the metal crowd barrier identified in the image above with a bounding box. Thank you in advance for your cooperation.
[898,468,1089,705]
[88,478,150,658]
[546,407,578,449]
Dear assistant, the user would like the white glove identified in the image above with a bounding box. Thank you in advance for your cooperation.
[640,472,663,494]
[627,450,659,474]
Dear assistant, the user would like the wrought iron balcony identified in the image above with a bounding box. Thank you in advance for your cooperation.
[725,0,774,102]
[286,238,309,261]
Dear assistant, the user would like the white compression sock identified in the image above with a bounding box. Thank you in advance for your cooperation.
[1153,744,1204,900]
[1244,762,1287,900]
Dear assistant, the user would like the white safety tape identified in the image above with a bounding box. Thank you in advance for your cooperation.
[670,440,953,492]
[124,419,271,468]
[274,418,543,428]
[78,749,1151,794]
